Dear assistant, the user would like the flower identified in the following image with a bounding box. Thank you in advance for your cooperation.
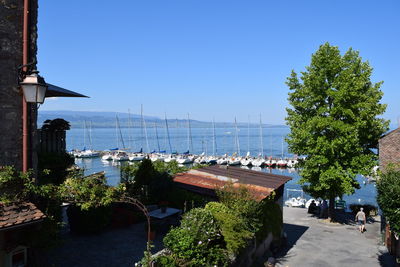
[198,241,202,245]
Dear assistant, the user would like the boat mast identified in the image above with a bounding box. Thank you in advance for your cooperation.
[259,114,264,157]
[212,118,216,156]
[165,113,173,153]
[155,122,161,152]
[247,115,250,154]
[141,105,150,153]
[116,115,126,149]
[128,109,133,151]
[187,113,193,153]
[234,117,240,156]
[83,120,86,150]
[88,121,93,150]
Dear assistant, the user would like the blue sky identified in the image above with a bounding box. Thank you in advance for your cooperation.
[38,0,400,125]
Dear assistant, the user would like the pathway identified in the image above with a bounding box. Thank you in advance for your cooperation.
[276,207,396,267]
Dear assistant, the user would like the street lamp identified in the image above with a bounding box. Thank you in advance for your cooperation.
[20,70,47,104]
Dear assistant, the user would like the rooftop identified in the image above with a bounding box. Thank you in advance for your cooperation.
[173,165,292,200]
[0,202,46,231]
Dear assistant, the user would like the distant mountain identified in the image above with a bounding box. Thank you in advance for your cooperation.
[38,110,288,129]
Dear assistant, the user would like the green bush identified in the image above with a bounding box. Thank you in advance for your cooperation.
[163,208,228,266]
[205,202,253,255]
[377,167,400,234]
[257,198,283,240]
[216,183,262,233]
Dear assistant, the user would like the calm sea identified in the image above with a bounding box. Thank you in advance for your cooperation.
[67,127,377,206]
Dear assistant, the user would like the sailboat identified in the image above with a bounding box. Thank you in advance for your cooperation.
[240,117,252,166]
[76,121,99,158]
[206,119,218,164]
[228,117,241,166]
[177,114,194,164]
[112,115,129,161]
[251,115,265,167]
[163,113,176,163]
[276,137,287,167]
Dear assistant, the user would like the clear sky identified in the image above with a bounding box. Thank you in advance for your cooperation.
[38,0,400,125]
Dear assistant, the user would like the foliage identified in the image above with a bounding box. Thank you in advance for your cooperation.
[216,182,262,233]
[377,167,400,234]
[205,202,253,255]
[60,170,123,210]
[37,152,75,185]
[120,159,176,203]
[0,166,33,203]
[257,197,283,239]
[0,166,63,247]
[41,118,71,131]
[285,43,388,214]
[163,208,228,266]
[154,254,179,267]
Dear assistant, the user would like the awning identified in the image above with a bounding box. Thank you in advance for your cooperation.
[45,83,89,98]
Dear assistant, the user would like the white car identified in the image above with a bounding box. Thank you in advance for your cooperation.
[285,197,306,208]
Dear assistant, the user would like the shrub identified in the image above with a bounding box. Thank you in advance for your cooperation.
[216,183,262,233]
[205,202,253,255]
[163,208,228,266]
[377,167,400,234]
[257,197,283,240]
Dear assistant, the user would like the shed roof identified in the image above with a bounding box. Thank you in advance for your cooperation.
[173,165,292,201]
[0,202,46,231]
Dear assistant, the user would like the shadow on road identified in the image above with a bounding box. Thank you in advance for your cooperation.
[275,223,309,262]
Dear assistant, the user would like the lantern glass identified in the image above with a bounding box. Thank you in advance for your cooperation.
[20,71,47,104]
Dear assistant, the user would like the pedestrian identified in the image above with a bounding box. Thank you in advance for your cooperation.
[355,207,366,233]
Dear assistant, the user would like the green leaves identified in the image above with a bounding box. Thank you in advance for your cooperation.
[377,167,400,234]
[286,43,388,201]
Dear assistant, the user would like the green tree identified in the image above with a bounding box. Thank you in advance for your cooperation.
[377,166,400,234]
[286,43,388,219]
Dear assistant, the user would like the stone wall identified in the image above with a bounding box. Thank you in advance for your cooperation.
[379,128,400,171]
[0,0,38,171]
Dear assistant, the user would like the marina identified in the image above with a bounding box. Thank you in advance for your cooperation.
[67,126,379,207]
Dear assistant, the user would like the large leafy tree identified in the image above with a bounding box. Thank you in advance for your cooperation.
[286,43,388,219]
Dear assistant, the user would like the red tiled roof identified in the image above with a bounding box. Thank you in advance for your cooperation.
[173,165,291,201]
[0,202,46,231]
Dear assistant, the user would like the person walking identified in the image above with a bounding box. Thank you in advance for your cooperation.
[355,207,366,233]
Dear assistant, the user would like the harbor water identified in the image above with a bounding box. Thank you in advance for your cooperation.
[68,127,378,206]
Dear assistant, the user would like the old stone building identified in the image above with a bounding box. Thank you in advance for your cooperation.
[379,127,400,170]
[0,0,39,170]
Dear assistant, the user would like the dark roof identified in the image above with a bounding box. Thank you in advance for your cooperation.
[173,165,292,201]
[46,83,89,98]
[0,202,46,231]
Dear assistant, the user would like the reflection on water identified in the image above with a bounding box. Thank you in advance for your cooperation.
[75,157,378,206]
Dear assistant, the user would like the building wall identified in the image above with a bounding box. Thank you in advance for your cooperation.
[0,0,38,171]
[379,128,400,171]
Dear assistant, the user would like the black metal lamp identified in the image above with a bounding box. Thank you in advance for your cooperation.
[20,70,47,104]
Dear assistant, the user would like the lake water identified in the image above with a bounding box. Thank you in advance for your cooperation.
[68,127,378,206]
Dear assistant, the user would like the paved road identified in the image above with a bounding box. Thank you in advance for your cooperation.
[276,207,396,267]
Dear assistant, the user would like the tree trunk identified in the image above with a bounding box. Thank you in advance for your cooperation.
[328,196,335,221]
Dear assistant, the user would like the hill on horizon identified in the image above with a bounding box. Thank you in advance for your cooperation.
[38,110,288,129]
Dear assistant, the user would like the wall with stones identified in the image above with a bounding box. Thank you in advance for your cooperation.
[379,128,400,171]
[0,0,38,170]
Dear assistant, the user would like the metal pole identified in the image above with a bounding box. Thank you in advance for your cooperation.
[22,0,30,172]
